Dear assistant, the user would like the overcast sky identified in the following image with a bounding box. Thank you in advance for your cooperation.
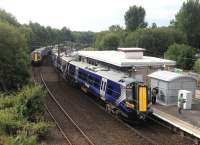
[0,0,184,32]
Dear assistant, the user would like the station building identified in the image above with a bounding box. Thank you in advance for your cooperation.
[77,48,176,83]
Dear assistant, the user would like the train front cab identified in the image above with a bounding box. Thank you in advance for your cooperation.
[125,83,151,120]
[31,51,42,65]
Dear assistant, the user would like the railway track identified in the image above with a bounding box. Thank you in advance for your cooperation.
[32,66,96,145]
[41,73,96,145]
[31,57,194,145]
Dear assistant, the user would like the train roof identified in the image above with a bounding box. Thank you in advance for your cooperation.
[32,47,46,53]
[78,50,176,67]
[53,49,140,86]
[68,59,137,86]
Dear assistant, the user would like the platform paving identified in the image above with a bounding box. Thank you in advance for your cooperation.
[152,99,200,139]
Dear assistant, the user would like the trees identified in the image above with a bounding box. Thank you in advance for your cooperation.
[0,9,19,27]
[175,0,200,50]
[0,22,30,91]
[124,27,187,57]
[95,32,120,50]
[109,25,123,32]
[193,58,200,73]
[165,43,196,70]
[101,33,120,50]
[124,6,147,31]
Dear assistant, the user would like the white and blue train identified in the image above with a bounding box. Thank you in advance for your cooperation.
[31,47,50,65]
[51,50,152,120]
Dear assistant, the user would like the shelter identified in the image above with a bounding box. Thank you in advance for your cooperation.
[148,70,197,106]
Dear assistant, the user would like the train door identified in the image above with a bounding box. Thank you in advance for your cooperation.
[74,67,79,82]
[100,78,107,100]
[62,63,68,78]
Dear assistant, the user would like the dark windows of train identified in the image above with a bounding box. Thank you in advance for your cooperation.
[93,78,100,88]
[126,88,132,101]
[78,71,88,81]
[88,75,94,85]
[69,66,75,76]
[107,84,113,95]
[132,84,137,102]
[113,89,120,99]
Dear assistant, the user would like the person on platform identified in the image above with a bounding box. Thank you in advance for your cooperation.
[152,88,158,104]
[178,93,186,114]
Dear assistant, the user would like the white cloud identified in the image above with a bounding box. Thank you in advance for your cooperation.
[0,0,183,31]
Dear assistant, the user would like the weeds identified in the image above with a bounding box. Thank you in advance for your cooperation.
[0,84,51,145]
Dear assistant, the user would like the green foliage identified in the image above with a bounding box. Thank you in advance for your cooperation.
[72,31,95,48]
[25,122,52,139]
[124,27,187,57]
[193,58,200,73]
[124,5,147,31]
[17,85,47,122]
[0,9,19,27]
[175,0,200,49]
[0,108,24,135]
[109,25,123,32]
[165,43,196,69]
[2,133,37,145]
[95,31,126,50]
[0,85,51,144]
[0,94,20,109]
[29,22,95,50]
[0,21,30,91]
[100,33,120,50]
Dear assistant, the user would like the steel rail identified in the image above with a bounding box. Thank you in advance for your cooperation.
[40,73,95,145]
[32,67,73,145]
[45,104,73,145]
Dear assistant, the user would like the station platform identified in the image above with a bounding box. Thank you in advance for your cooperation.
[152,98,200,139]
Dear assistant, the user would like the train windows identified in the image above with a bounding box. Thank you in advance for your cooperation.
[93,78,100,88]
[88,75,94,85]
[126,88,132,101]
[78,70,88,81]
[69,65,75,76]
[126,83,136,102]
[132,84,137,102]
[107,84,113,95]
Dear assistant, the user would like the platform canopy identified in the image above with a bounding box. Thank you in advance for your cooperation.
[78,48,176,67]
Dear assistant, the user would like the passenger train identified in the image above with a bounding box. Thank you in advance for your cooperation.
[31,47,48,65]
[51,49,152,120]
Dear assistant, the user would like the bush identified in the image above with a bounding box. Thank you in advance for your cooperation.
[0,94,20,109]
[25,121,52,139]
[1,133,37,145]
[0,85,51,144]
[17,85,47,121]
[193,58,200,73]
[165,43,196,70]
[0,108,24,135]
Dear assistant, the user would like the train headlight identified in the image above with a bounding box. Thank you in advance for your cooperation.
[125,102,135,109]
